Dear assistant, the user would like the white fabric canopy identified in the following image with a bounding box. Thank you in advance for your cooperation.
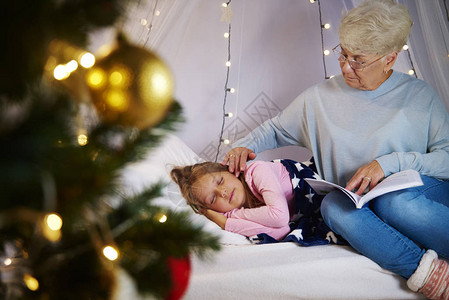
[89,0,449,162]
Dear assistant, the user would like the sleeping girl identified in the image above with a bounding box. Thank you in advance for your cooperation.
[170,158,339,243]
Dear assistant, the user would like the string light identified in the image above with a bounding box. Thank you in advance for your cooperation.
[45,213,63,231]
[102,246,119,261]
[225,112,233,117]
[23,274,39,291]
[4,258,12,266]
[215,1,233,162]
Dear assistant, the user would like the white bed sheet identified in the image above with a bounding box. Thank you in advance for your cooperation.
[118,134,425,300]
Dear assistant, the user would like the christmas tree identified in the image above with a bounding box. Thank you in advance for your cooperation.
[0,1,220,299]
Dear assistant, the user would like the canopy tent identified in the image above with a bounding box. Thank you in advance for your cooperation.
[89,0,449,162]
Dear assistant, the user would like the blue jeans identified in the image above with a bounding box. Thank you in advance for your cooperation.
[321,175,449,278]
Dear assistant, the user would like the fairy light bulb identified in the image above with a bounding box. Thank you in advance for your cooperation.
[78,133,88,146]
[226,87,235,93]
[225,61,231,67]
[53,64,70,80]
[24,274,39,291]
[155,10,161,16]
[103,246,119,261]
[66,60,78,73]
[79,52,95,68]
[323,23,331,29]
[222,138,230,145]
[310,0,315,3]
[46,213,63,231]
[402,44,409,51]
[4,258,12,266]
[158,214,167,223]
[408,69,415,75]
[224,32,230,38]
[222,2,228,7]
[225,112,233,117]
[324,50,330,56]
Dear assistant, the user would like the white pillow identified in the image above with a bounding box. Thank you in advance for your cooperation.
[120,134,250,245]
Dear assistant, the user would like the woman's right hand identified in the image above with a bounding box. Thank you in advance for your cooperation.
[221,147,256,177]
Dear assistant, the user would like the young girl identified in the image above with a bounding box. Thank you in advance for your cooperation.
[170,158,342,245]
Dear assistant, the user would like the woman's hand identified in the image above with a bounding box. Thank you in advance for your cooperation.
[221,147,256,177]
[345,160,385,196]
[201,208,227,230]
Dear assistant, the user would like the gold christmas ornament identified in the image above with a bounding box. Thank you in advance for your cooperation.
[86,35,174,129]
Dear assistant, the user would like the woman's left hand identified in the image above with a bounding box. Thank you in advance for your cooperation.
[345,161,385,195]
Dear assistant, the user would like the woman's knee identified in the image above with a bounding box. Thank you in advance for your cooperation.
[321,190,357,231]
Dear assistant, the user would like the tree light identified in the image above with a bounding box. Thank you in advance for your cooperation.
[24,274,39,291]
[79,52,95,68]
[103,246,119,261]
[45,213,63,231]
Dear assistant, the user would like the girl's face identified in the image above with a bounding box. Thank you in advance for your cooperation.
[194,171,247,213]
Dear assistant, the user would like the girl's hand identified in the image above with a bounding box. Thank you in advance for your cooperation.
[202,209,227,230]
[221,147,256,177]
[345,161,385,196]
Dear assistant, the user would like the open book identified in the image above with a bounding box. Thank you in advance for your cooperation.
[305,169,423,209]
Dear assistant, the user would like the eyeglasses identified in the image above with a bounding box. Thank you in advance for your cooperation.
[332,44,386,71]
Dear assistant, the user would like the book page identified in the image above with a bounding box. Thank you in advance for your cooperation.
[358,169,423,207]
[305,169,423,209]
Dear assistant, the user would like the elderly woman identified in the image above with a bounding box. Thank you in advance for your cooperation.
[223,0,449,299]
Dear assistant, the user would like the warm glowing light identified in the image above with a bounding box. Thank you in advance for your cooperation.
[109,71,124,87]
[324,23,331,29]
[225,61,231,67]
[158,214,167,223]
[141,18,148,26]
[151,73,170,97]
[402,44,409,51]
[408,69,415,75]
[53,65,70,80]
[24,274,39,291]
[86,68,106,89]
[103,246,119,261]
[155,10,160,16]
[225,112,233,118]
[222,2,228,7]
[66,60,78,73]
[105,90,129,112]
[4,258,12,266]
[310,0,315,3]
[227,87,235,93]
[78,134,88,146]
[324,50,330,56]
[80,52,95,68]
[46,213,63,231]
[222,139,230,145]
[224,32,230,38]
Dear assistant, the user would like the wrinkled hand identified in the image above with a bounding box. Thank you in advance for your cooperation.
[345,161,385,196]
[221,147,256,177]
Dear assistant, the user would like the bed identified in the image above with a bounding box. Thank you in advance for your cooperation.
[117,134,425,300]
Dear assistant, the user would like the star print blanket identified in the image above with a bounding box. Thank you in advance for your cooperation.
[248,158,347,246]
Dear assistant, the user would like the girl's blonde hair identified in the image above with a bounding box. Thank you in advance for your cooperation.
[339,0,412,55]
[170,162,262,214]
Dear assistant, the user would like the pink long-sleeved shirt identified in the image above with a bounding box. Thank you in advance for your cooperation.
[223,161,295,240]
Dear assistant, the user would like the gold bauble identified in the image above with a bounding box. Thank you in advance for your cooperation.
[86,36,174,129]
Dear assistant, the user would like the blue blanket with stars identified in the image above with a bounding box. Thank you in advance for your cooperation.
[248,158,347,247]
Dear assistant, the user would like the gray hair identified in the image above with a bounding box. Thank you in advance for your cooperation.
[338,0,413,55]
